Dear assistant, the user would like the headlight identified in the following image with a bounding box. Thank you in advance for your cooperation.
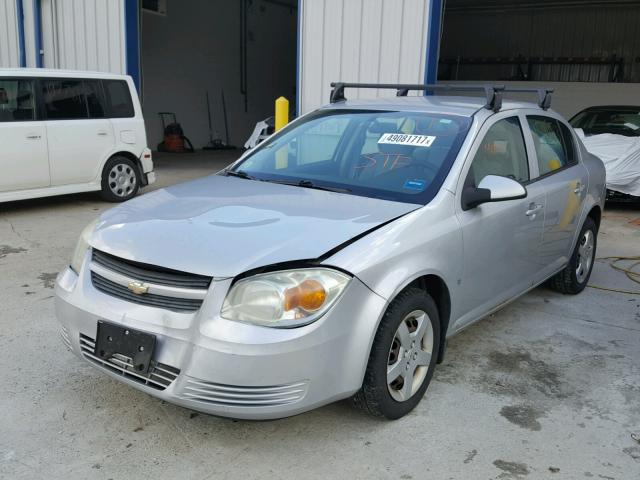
[70,218,99,274]
[221,268,351,328]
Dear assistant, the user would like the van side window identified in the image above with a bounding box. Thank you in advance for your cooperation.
[85,80,105,118]
[103,80,134,118]
[466,116,529,187]
[0,79,36,122]
[42,79,88,120]
[527,116,574,176]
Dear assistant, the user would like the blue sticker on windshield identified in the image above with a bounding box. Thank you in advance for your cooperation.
[403,179,427,191]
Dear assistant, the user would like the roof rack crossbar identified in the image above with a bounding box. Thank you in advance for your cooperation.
[329,82,553,111]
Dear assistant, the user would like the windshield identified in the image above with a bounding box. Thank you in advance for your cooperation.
[570,109,640,137]
[230,110,472,204]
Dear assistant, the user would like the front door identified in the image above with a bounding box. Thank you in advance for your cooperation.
[41,78,115,186]
[454,114,545,328]
[0,78,49,193]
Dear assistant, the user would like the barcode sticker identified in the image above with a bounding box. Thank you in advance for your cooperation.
[378,133,436,148]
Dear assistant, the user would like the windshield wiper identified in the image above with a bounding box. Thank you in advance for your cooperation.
[271,179,352,194]
[222,169,257,180]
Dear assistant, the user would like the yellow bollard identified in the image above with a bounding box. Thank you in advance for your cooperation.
[275,96,289,131]
[275,97,290,169]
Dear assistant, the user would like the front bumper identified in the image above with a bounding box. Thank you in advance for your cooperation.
[54,257,387,419]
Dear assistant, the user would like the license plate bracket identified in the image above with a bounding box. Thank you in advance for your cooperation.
[95,321,156,374]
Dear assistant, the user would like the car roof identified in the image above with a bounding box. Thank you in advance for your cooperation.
[320,95,543,117]
[0,68,131,80]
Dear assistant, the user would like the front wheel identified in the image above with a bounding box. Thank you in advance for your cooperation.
[548,216,597,294]
[100,156,141,202]
[353,288,440,419]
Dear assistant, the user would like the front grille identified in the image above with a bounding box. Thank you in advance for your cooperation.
[90,249,211,312]
[92,250,212,289]
[91,272,203,311]
[180,377,308,407]
[79,334,180,390]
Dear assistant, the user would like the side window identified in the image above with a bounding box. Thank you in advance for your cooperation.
[85,80,106,118]
[42,79,88,120]
[557,121,577,166]
[527,116,572,176]
[466,116,529,187]
[103,80,134,118]
[0,78,36,122]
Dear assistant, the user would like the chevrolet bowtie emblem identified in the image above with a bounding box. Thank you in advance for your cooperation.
[127,281,149,295]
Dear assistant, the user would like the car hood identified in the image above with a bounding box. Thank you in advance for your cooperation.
[90,175,418,277]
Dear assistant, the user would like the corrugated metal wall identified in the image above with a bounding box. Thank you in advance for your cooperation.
[0,0,20,67]
[40,0,126,73]
[299,0,431,114]
[441,1,640,82]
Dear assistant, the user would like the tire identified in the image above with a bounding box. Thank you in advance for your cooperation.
[100,156,141,202]
[353,288,440,419]
[548,216,597,295]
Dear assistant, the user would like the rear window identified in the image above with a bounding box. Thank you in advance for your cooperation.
[0,78,36,122]
[234,110,472,205]
[103,80,134,118]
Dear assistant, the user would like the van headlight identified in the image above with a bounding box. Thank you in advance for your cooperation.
[221,268,351,328]
[70,219,99,274]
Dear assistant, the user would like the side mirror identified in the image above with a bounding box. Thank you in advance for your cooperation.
[462,175,527,210]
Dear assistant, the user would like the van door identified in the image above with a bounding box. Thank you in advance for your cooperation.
[0,78,49,193]
[42,78,115,186]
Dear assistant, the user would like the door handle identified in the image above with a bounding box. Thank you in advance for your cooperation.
[574,182,586,194]
[26,134,41,139]
[97,131,108,136]
[525,203,544,217]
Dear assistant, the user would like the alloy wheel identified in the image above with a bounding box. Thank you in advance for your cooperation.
[576,229,595,284]
[387,309,434,402]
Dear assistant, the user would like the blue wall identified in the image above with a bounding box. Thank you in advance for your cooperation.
[424,0,443,86]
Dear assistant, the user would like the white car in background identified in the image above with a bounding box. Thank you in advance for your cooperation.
[570,105,640,201]
[0,69,155,203]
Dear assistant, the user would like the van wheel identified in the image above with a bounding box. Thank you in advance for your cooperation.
[548,216,597,294]
[100,156,140,202]
[353,288,440,419]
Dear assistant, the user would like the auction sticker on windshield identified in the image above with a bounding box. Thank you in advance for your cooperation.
[378,133,436,147]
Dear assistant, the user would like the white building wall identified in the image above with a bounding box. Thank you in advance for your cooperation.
[0,0,20,67]
[299,0,431,114]
[40,0,126,73]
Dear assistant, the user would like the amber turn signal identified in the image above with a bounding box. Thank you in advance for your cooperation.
[284,279,327,312]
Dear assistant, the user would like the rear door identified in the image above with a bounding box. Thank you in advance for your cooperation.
[0,77,49,193]
[524,115,588,279]
[454,113,546,327]
[42,78,115,186]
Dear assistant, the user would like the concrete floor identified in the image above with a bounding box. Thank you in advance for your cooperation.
[1,152,639,480]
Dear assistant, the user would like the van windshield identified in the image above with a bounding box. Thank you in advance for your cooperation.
[230,110,471,205]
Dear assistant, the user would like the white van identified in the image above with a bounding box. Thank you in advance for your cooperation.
[0,69,154,203]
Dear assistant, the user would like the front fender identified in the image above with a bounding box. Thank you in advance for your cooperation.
[322,191,463,323]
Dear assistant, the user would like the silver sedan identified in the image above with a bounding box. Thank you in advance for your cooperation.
[55,84,606,420]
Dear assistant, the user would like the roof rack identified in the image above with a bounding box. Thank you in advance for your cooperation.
[329,82,554,112]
